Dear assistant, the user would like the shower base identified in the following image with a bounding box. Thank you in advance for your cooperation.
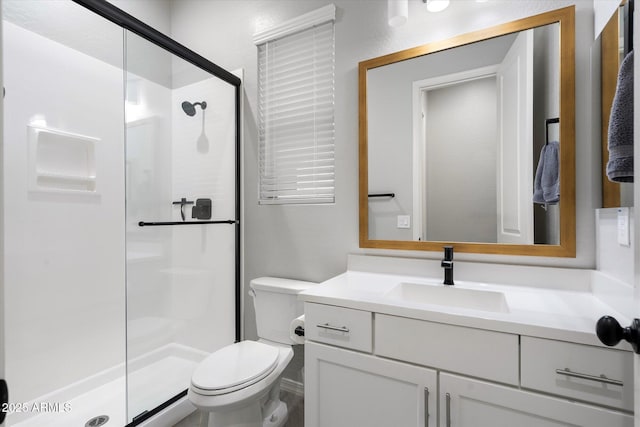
[7,343,206,427]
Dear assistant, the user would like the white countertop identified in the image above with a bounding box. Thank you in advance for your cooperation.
[299,270,633,350]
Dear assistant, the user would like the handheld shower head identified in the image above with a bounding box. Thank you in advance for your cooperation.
[181,101,207,116]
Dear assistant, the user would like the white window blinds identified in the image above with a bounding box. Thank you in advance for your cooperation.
[256,6,336,204]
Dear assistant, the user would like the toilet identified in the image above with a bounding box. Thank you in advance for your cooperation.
[188,277,315,427]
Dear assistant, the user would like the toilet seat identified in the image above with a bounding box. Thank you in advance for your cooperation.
[190,341,280,396]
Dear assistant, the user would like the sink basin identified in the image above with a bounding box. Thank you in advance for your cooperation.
[384,282,509,313]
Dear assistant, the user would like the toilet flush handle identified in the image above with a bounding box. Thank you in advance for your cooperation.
[248,289,256,298]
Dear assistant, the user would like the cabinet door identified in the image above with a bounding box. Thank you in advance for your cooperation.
[305,341,437,427]
[440,373,633,427]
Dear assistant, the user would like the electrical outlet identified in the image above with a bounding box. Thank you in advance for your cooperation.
[397,215,411,229]
[617,207,630,247]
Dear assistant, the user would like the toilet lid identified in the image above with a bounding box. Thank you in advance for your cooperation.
[191,341,279,392]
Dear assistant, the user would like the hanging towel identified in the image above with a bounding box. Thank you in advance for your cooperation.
[533,141,560,204]
[607,50,634,183]
[533,146,547,204]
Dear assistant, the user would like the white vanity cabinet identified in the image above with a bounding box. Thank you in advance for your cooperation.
[374,314,519,385]
[304,303,437,427]
[305,341,437,427]
[520,336,634,411]
[304,302,634,427]
[440,373,632,427]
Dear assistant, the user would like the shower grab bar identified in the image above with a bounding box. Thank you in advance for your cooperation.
[138,220,238,227]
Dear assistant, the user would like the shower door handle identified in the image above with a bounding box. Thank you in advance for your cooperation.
[0,379,8,424]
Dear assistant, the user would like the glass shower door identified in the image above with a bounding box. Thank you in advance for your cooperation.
[124,30,238,423]
[2,1,127,426]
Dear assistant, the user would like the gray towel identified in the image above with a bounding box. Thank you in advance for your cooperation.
[607,50,634,183]
[533,141,560,204]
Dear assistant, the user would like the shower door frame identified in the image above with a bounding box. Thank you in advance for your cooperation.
[70,1,242,425]
[0,13,5,427]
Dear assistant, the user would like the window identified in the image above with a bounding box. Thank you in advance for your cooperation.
[255,5,336,204]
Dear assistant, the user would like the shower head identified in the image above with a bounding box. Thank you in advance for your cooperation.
[181,101,207,116]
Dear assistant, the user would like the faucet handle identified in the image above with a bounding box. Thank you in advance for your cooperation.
[441,246,455,286]
[443,246,454,261]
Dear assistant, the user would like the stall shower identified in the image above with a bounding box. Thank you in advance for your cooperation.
[1,1,241,426]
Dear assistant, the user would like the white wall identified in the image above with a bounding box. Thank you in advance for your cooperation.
[3,21,126,403]
[169,0,600,341]
[111,0,172,34]
[592,208,635,321]
[596,208,634,287]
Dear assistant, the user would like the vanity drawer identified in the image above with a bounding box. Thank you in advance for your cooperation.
[521,336,634,411]
[304,303,372,352]
[375,314,519,385]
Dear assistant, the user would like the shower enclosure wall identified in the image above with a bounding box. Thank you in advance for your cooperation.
[2,1,241,426]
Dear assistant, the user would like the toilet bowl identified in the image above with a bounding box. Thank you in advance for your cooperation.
[188,277,315,427]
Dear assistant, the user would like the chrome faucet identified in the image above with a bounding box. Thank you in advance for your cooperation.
[441,246,454,286]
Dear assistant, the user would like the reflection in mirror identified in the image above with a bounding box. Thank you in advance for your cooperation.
[601,2,634,208]
[359,6,575,257]
[368,26,559,245]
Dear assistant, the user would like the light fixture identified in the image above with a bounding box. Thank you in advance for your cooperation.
[388,0,408,27]
[424,0,450,13]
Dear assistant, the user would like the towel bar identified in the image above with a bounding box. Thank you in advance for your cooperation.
[368,193,395,198]
[545,117,560,145]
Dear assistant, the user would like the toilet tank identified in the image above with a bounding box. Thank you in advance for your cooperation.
[250,277,316,345]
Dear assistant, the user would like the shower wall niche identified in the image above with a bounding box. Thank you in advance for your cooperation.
[28,126,98,193]
[2,1,241,426]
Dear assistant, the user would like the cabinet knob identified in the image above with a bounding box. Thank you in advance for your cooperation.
[596,315,640,354]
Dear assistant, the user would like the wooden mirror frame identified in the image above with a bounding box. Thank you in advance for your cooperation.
[601,4,623,208]
[359,6,576,257]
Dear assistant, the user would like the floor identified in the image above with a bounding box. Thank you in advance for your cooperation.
[173,391,304,427]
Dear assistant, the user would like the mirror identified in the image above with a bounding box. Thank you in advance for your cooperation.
[601,2,634,208]
[359,6,575,257]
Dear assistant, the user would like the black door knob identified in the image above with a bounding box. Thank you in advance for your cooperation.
[0,379,7,424]
[596,315,640,354]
